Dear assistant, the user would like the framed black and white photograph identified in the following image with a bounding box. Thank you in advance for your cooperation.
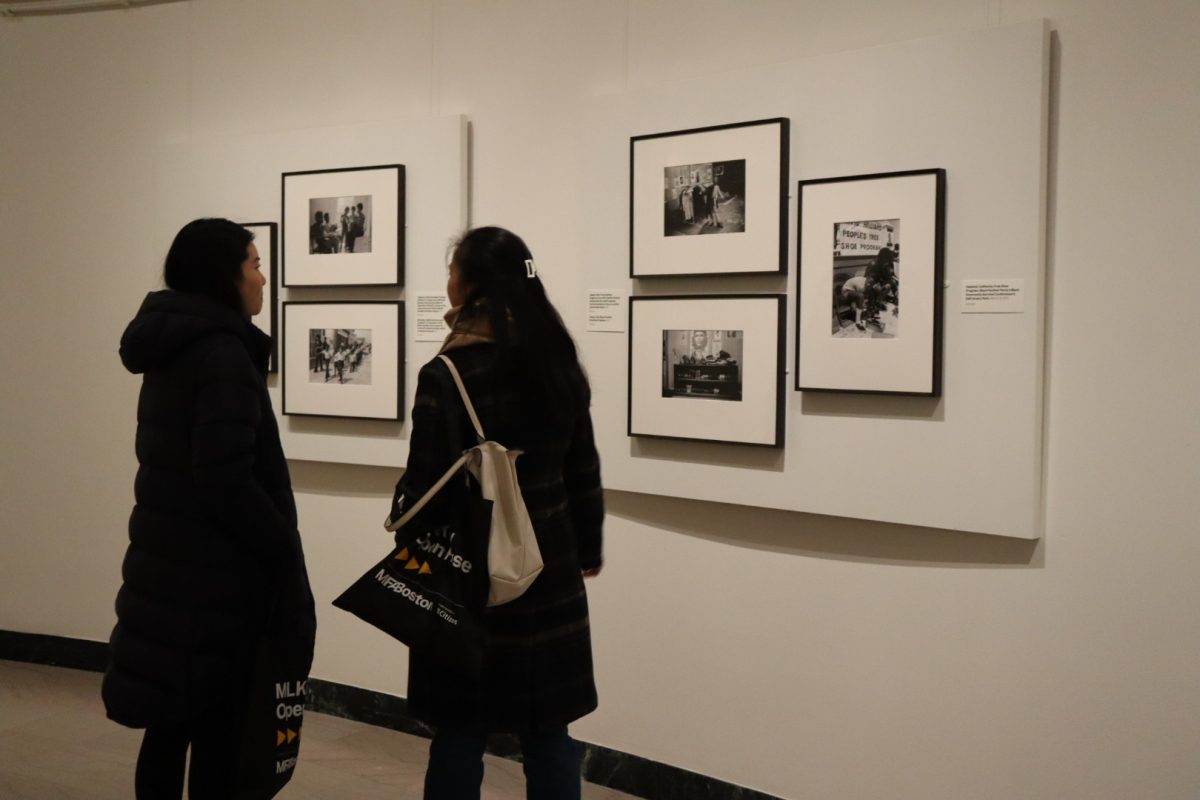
[630,118,788,277]
[242,221,278,372]
[662,329,745,402]
[795,169,945,395]
[282,164,404,287]
[307,328,373,386]
[282,301,403,420]
[629,294,785,447]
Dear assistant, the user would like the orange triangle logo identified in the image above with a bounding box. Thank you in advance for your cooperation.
[287,728,299,744]
[277,730,286,746]
[405,557,420,570]
[419,562,432,575]
[395,548,410,561]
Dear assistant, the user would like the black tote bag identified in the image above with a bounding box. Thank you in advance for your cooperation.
[334,355,495,676]
[333,470,491,675]
[233,569,317,800]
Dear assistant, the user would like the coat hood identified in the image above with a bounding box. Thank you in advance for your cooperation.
[119,290,270,375]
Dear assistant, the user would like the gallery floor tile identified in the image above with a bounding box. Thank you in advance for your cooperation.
[0,660,636,799]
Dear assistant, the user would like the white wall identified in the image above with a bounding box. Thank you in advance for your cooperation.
[2,2,1198,799]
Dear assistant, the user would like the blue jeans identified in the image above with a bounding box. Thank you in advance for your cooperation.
[423,727,581,800]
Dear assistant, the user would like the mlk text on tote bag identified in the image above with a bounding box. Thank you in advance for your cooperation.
[234,570,316,800]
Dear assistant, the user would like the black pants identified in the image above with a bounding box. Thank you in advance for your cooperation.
[423,726,581,800]
[135,717,239,799]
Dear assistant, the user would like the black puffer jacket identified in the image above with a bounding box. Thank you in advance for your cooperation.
[102,290,315,728]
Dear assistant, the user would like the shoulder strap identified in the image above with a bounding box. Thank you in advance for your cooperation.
[437,354,485,442]
[384,450,471,531]
[382,355,484,533]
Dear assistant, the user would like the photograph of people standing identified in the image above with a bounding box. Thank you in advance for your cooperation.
[308,194,372,255]
[663,159,746,236]
[308,328,373,385]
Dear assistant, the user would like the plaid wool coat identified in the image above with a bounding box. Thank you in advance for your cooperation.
[393,343,604,733]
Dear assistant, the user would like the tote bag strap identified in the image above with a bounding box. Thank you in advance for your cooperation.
[384,356,482,533]
[384,450,471,532]
[437,354,486,443]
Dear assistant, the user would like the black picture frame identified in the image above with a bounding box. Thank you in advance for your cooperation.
[629,118,789,278]
[281,164,405,288]
[242,221,278,373]
[281,300,405,421]
[795,168,945,396]
[628,294,786,448]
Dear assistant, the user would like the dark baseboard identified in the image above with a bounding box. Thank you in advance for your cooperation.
[0,629,781,800]
[0,629,109,671]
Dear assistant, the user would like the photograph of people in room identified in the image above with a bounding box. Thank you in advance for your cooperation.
[661,329,744,401]
[308,195,372,254]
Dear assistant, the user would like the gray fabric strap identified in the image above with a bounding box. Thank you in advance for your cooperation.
[384,451,471,532]
[437,354,485,442]
[383,355,484,532]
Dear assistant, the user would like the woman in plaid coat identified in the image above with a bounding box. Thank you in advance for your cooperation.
[393,226,604,800]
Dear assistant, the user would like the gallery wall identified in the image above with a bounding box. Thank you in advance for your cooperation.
[577,21,1048,538]
[1,2,1198,799]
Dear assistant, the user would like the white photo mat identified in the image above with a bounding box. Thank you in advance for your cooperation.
[282,302,403,420]
[797,171,943,394]
[243,222,277,371]
[631,119,786,276]
[282,165,403,286]
[629,295,784,447]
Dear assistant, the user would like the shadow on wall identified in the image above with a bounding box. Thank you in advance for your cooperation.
[287,463,1041,568]
[606,490,1041,569]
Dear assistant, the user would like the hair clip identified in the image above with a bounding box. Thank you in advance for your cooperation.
[525,258,537,279]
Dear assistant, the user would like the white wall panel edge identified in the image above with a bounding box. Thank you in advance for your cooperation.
[1031,19,1052,540]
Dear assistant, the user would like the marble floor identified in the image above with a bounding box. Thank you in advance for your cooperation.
[0,660,637,799]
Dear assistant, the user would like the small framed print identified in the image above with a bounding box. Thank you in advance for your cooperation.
[282,164,404,287]
[628,294,785,447]
[282,301,404,421]
[630,118,789,277]
[242,222,278,372]
[795,168,945,396]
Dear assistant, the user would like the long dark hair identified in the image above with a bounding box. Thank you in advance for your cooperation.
[163,218,253,314]
[451,226,590,418]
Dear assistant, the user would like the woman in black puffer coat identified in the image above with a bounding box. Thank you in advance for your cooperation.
[103,218,315,799]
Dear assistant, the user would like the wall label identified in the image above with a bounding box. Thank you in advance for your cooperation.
[587,290,627,332]
[962,279,1026,313]
[415,293,451,341]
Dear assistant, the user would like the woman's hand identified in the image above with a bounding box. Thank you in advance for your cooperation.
[581,563,603,579]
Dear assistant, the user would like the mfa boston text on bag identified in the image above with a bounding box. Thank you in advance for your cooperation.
[332,487,490,674]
